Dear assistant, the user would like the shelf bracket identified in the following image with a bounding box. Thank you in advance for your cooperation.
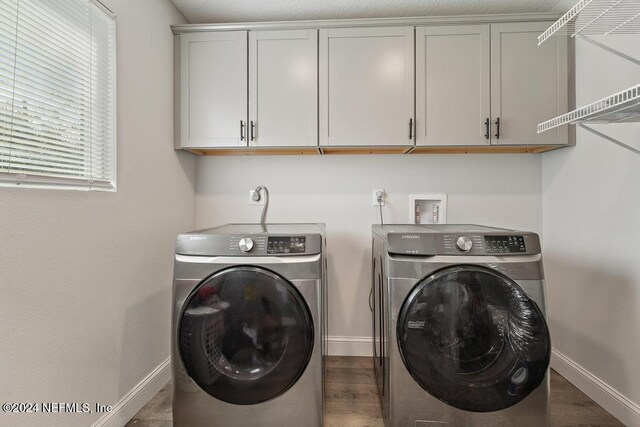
[579,35,640,67]
[578,123,640,155]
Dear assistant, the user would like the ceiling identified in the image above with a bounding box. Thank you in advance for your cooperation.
[170,0,570,24]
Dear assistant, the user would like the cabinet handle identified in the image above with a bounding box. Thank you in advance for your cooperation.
[495,117,500,140]
[240,120,245,141]
[409,118,413,140]
[250,121,255,141]
[484,118,490,140]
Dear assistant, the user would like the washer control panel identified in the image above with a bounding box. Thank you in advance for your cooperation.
[267,236,306,254]
[442,234,485,255]
[385,229,540,256]
[484,235,526,254]
[456,236,473,252]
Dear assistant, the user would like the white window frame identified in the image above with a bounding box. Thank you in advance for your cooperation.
[0,0,117,191]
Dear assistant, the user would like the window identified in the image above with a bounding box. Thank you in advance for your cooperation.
[0,0,116,191]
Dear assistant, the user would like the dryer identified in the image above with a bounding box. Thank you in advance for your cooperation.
[372,224,550,426]
[172,223,326,427]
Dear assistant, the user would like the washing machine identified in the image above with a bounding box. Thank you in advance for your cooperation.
[172,223,326,427]
[371,224,550,426]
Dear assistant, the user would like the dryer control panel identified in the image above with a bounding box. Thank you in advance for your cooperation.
[267,236,306,254]
[175,233,321,256]
[176,224,325,256]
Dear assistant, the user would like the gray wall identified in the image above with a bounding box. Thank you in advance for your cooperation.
[0,1,195,425]
[542,34,640,425]
[196,154,542,354]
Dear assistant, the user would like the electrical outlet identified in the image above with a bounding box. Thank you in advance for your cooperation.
[249,190,264,206]
[372,189,385,206]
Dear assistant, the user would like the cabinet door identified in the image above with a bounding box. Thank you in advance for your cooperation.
[416,25,490,146]
[249,30,317,147]
[319,27,414,146]
[490,22,568,146]
[180,31,247,148]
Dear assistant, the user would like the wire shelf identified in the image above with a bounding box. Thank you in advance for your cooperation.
[539,0,640,45]
[538,84,640,132]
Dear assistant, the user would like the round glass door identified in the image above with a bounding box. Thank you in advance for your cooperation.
[178,266,314,405]
[397,265,550,412]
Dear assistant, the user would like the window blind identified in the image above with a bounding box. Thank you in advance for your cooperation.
[0,0,116,191]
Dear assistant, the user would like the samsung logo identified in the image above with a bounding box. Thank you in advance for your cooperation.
[401,235,421,239]
[189,236,208,241]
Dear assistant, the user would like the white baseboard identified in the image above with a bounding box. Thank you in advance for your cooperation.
[93,358,171,427]
[551,348,640,427]
[327,335,372,357]
[86,345,640,426]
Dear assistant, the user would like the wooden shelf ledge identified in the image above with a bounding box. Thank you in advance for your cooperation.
[186,148,321,156]
[184,144,567,156]
[409,145,565,154]
[320,146,413,155]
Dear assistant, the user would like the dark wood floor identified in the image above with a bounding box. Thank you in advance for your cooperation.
[126,356,623,427]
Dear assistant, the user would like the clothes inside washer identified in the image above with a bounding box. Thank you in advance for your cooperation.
[398,265,550,412]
